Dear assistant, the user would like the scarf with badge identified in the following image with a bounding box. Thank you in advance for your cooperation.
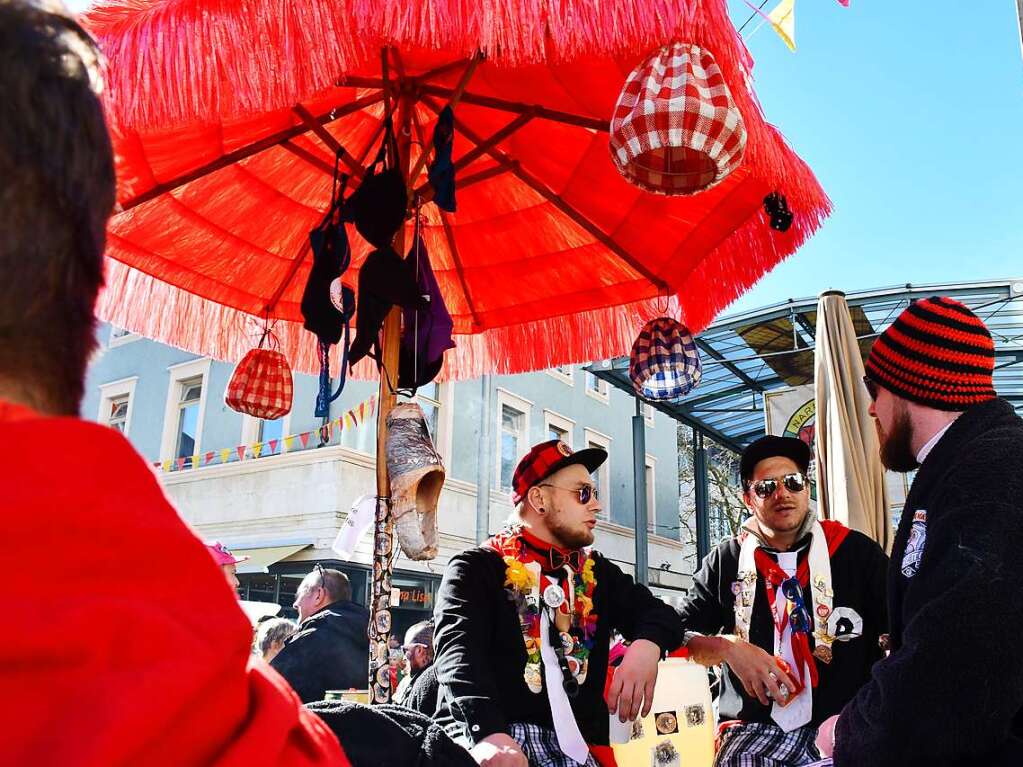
[733,518,849,730]
[485,526,598,765]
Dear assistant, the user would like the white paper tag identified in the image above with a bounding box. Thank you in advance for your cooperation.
[331,494,376,559]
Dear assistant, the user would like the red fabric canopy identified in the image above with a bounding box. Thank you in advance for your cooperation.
[85,0,830,378]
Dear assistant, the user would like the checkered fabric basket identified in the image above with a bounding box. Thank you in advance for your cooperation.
[225,347,294,420]
[630,317,702,400]
[610,42,747,195]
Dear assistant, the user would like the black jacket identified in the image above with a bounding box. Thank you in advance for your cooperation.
[836,399,1023,766]
[270,599,370,703]
[678,525,888,727]
[433,547,684,746]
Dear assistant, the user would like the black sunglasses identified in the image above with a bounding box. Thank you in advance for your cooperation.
[750,472,807,499]
[863,376,879,402]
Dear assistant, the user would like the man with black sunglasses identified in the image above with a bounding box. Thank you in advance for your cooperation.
[677,435,888,766]
[433,440,684,766]
[818,297,1023,767]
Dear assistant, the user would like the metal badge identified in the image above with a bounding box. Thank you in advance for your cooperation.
[816,603,831,619]
[684,704,706,727]
[524,662,543,693]
[543,583,566,609]
[813,645,833,664]
[560,631,575,654]
[654,711,679,735]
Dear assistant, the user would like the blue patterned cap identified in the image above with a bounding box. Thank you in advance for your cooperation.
[629,317,702,400]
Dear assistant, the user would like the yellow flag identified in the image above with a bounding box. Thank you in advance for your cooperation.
[285,435,295,451]
[345,412,354,430]
[161,460,172,472]
[220,448,231,464]
[192,454,201,469]
[252,443,263,458]
[769,0,795,52]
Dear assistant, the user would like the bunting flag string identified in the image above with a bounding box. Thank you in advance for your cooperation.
[742,0,797,51]
[152,394,378,472]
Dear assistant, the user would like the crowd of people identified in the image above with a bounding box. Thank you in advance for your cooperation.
[2,1,1021,766]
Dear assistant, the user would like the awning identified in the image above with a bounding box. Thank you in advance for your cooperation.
[235,544,311,575]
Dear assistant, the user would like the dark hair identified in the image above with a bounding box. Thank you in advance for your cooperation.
[315,565,352,604]
[0,0,115,414]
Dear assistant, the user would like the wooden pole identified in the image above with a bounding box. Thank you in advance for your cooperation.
[367,48,411,705]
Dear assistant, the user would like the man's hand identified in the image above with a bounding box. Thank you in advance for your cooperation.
[469,733,527,767]
[720,637,798,706]
[606,638,661,723]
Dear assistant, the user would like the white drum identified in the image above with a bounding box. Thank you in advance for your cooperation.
[611,657,715,767]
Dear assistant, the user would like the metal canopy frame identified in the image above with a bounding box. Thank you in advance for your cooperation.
[592,278,1023,562]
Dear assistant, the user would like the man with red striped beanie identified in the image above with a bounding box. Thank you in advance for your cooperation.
[816,296,1023,766]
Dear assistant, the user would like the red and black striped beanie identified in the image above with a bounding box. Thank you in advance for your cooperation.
[864,296,996,411]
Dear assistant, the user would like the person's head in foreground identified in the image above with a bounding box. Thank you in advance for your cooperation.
[740,435,812,550]
[206,541,250,590]
[511,439,607,550]
[255,617,297,663]
[0,0,115,416]
[293,564,351,622]
[403,620,434,674]
[863,295,995,472]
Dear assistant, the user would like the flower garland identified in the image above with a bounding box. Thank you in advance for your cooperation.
[489,528,598,695]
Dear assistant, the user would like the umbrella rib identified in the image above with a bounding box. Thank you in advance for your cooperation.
[292,104,366,179]
[440,211,481,329]
[119,91,383,212]
[343,76,606,132]
[281,139,337,178]
[420,95,666,291]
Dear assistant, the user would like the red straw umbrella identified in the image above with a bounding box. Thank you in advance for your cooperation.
[84,0,830,702]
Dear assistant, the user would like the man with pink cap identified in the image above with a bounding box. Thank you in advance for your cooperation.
[207,541,251,590]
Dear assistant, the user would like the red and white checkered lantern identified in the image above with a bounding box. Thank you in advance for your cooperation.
[610,42,747,195]
[225,348,293,420]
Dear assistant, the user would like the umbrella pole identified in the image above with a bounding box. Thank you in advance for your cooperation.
[367,60,411,703]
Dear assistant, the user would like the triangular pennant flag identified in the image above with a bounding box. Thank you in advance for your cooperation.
[345,412,355,430]
[334,416,343,433]
[269,439,279,454]
[350,408,359,427]
[357,402,366,423]
[161,460,172,472]
[236,445,246,461]
[319,425,329,443]
[252,443,264,458]
[176,457,186,470]
[204,451,215,466]
[368,395,376,418]
[192,454,201,469]
[300,432,310,448]
[285,435,295,450]
[220,449,231,464]
[768,0,795,51]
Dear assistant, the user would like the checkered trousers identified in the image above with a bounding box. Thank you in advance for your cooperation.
[225,347,294,420]
[610,42,746,195]
[715,722,822,767]
[508,723,599,767]
[629,317,702,401]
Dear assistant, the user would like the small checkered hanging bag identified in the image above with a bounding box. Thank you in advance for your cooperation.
[610,41,746,195]
[225,329,294,420]
[630,317,702,400]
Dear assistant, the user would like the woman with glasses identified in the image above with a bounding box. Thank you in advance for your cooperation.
[676,436,889,767]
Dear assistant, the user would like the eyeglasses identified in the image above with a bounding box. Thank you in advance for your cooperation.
[539,483,599,505]
[863,376,879,402]
[749,472,807,499]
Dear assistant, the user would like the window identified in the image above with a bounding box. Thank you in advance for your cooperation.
[544,410,575,448]
[97,376,137,437]
[495,389,532,493]
[645,456,656,534]
[241,410,291,457]
[160,358,210,466]
[642,402,655,427]
[584,370,609,403]
[107,396,130,432]
[584,428,611,519]
[546,366,574,385]
[175,378,203,467]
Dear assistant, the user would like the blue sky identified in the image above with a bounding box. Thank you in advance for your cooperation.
[723,0,1023,314]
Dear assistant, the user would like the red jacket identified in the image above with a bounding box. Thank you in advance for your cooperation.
[0,401,349,766]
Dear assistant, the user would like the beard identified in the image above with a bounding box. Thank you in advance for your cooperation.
[545,507,595,550]
[877,406,920,472]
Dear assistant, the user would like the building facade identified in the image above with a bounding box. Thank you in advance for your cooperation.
[83,325,694,637]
